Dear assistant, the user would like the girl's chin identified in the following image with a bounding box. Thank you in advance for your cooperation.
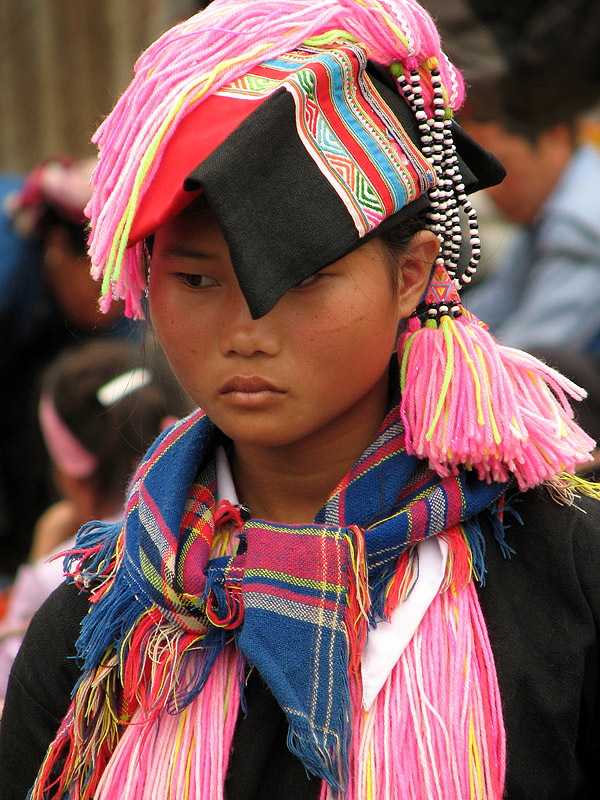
[210,416,312,451]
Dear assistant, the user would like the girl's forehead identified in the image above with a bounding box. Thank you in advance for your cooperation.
[157,197,222,244]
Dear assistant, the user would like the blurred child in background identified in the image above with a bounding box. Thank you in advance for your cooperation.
[0,158,138,576]
[0,339,190,699]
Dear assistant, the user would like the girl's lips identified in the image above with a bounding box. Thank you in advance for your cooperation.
[218,377,285,410]
[219,376,285,396]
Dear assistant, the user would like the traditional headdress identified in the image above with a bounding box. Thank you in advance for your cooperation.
[86,0,498,317]
[85,0,594,491]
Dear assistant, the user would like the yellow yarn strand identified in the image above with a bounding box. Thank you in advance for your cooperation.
[450,317,486,426]
[184,729,194,799]
[473,342,502,446]
[303,29,358,46]
[549,471,600,502]
[468,711,484,799]
[365,741,375,800]
[168,707,188,800]
[399,326,420,390]
[223,652,236,719]
[425,316,454,441]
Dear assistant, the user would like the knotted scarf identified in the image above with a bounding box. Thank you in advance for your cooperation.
[30,397,511,799]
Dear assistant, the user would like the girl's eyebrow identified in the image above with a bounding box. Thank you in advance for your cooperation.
[159,243,218,260]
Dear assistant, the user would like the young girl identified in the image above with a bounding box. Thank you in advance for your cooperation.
[0,339,190,700]
[1,1,599,798]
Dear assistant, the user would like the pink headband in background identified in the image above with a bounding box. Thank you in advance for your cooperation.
[38,367,153,478]
[38,394,97,479]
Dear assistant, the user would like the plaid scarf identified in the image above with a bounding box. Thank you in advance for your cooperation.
[30,398,510,799]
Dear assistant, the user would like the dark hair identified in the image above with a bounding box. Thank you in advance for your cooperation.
[459,72,580,144]
[37,210,90,257]
[41,340,192,508]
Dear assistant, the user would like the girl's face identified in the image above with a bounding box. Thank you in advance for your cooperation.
[148,200,432,454]
[43,227,124,330]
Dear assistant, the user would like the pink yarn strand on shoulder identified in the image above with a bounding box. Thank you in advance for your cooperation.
[320,580,506,800]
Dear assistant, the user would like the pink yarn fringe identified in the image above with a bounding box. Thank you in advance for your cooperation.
[321,581,506,800]
[398,312,595,489]
[86,0,464,319]
[94,647,241,800]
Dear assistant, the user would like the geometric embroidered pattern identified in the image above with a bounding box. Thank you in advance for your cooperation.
[425,263,461,307]
[217,45,437,236]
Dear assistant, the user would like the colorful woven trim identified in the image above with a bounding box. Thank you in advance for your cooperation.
[233,46,436,237]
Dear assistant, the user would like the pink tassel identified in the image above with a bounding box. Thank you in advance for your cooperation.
[94,648,241,800]
[321,581,506,800]
[398,309,595,490]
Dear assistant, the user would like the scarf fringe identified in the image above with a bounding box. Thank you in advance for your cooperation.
[29,616,238,800]
[344,525,371,674]
[64,519,124,600]
[398,311,596,491]
[543,470,600,505]
[28,652,122,800]
[287,711,350,793]
[373,505,498,622]
[93,648,243,800]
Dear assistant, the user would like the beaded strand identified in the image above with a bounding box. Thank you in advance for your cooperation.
[394,59,484,319]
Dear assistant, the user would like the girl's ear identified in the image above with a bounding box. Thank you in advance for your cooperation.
[394,229,439,319]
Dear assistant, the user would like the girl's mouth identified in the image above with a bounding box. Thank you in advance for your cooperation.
[219,376,285,407]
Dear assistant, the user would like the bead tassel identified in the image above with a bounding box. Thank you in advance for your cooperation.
[394,63,595,487]
[398,306,595,489]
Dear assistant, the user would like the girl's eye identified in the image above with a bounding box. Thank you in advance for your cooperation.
[294,272,321,289]
[178,273,219,289]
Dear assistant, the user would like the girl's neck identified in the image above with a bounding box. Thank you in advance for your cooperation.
[229,391,390,524]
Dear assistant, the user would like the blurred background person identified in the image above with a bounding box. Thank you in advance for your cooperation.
[0,157,141,579]
[1,0,201,579]
[458,74,600,355]
[423,0,600,353]
[0,338,191,699]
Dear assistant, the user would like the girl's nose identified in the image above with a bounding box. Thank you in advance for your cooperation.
[219,290,280,357]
